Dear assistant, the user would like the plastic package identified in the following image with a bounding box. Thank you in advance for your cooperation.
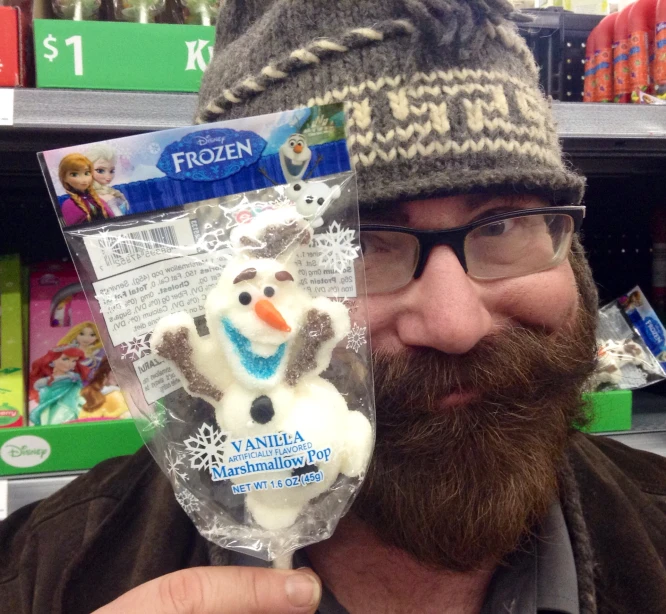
[110,0,165,22]
[590,292,666,391]
[52,0,101,20]
[180,0,217,25]
[38,104,375,563]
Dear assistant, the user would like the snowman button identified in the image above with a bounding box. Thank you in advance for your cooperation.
[250,395,275,424]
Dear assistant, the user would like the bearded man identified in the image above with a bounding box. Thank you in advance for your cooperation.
[3,1,666,613]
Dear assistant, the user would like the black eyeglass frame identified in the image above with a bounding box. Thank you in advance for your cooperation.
[359,205,586,281]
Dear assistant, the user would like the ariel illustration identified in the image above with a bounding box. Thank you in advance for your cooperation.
[58,321,105,382]
[80,358,130,419]
[29,345,90,425]
[87,144,131,217]
[59,153,114,226]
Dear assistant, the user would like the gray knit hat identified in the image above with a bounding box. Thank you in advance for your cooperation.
[196,0,585,208]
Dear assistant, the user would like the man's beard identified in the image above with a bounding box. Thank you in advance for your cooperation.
[353,249,598,572]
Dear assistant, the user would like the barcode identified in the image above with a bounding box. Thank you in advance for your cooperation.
[99,226,179,268]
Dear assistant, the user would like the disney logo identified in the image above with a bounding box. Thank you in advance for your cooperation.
[195,135,227,146]
[5,444,48,458]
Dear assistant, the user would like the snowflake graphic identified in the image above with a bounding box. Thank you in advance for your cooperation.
[184,422,227,471]
[165,448,189,481]
[201,517,226,539]
[333,297,359,316]
[119,333,152,361]
[346,323,367,352]
[148,142,162,155]
[312,221,359,274]
[142,409,167,433]
[175,488,201,514]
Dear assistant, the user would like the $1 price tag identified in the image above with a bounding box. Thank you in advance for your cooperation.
[42,34,84,76]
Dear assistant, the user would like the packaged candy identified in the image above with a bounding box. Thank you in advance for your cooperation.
[590,291,666,391]
[180,0,218,25]
[38,104,375,564]
[52,0,101,20]
[110,0,165,22]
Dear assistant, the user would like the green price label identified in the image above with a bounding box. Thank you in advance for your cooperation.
[34,19,215,92]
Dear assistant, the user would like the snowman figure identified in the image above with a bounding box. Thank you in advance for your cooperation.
[279,133,312,183]
[286,181,341,229]
[152,208,373,530]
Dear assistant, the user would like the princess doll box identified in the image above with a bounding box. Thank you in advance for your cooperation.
[0,255,26,429]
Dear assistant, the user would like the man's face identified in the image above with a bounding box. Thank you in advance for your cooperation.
[353,193,597,571]
[365,194,579,352]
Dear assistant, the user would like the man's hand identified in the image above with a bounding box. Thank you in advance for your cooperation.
[93,566,322,614]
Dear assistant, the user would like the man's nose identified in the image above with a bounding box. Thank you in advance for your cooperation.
[394,245,493,354]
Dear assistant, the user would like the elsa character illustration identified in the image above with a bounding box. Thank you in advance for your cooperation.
[29,345,90,425]
[58,321,105,381]
[59,153,114,226]
[87,144,131,216]
[80,358,130,419]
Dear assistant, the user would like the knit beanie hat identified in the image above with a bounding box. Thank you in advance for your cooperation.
[196,0,585,208]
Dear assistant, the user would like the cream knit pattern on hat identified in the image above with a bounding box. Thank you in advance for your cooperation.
[196,0,585,208]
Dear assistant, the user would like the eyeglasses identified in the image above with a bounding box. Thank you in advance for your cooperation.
[358,206,585,295]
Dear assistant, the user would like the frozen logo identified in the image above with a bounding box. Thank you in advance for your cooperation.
[158,129,267,181]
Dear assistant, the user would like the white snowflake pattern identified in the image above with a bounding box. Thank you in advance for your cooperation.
[119,333,152,361]
[148,142,162,155]
[312,221,359,274]
[346,323,367,352]
[175,488,201,514]
[165,448,189,481]
[141,409,166,432]
[201,517,226,539]
[184,422,227,471]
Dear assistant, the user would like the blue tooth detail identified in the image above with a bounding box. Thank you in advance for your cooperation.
[222,318,286,380]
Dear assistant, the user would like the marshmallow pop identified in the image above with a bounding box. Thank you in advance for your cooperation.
[152,208,373,530]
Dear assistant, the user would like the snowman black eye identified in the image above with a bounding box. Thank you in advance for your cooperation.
[264,286,275,298]
[317,197,325,205]
[238,292,252,305]
[306,196,314,204]
[293,184,302,192]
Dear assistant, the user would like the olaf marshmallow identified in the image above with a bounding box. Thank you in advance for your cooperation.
[152,207,373,530]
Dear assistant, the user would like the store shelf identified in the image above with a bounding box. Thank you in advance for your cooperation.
[0,472,80,520]
[2,89,666,150]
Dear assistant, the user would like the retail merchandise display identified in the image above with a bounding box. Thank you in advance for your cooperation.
[585,0,666,101]
[39,104,375,563]
[28,261,131,425]
[591,286,666,391]
[31,0,215,91]
[0,255,26,429]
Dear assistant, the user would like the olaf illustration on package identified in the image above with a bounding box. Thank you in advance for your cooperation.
[152,207,373,530]
[279,133,312,183]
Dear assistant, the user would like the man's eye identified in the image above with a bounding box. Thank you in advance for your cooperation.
[478,219,516,237]
[360,234,391,256]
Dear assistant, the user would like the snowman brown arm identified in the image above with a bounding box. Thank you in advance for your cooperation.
[154,328,223,402]
[284,309,335,386]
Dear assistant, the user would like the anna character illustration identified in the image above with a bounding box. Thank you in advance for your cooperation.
[80,358,130,419]
[29,345,90,425]
[87,144,131,217]
[59,153,114,226]
[58,321,105,381]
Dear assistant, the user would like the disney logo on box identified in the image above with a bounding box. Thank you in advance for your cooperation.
[1,435,52,468]
[158,129,267,182]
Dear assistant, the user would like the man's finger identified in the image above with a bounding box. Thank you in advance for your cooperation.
[92,566,322,614]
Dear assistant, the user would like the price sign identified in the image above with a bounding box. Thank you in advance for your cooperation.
[43,34,84,76]
[34,19,215,91]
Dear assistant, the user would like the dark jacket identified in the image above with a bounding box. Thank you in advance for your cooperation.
[1,433,666,614]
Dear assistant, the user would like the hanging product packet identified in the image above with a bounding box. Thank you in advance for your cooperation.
[38,104,375,565]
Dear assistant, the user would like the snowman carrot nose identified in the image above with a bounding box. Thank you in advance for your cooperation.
[255,299,291,332]
[293,143,303,154]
